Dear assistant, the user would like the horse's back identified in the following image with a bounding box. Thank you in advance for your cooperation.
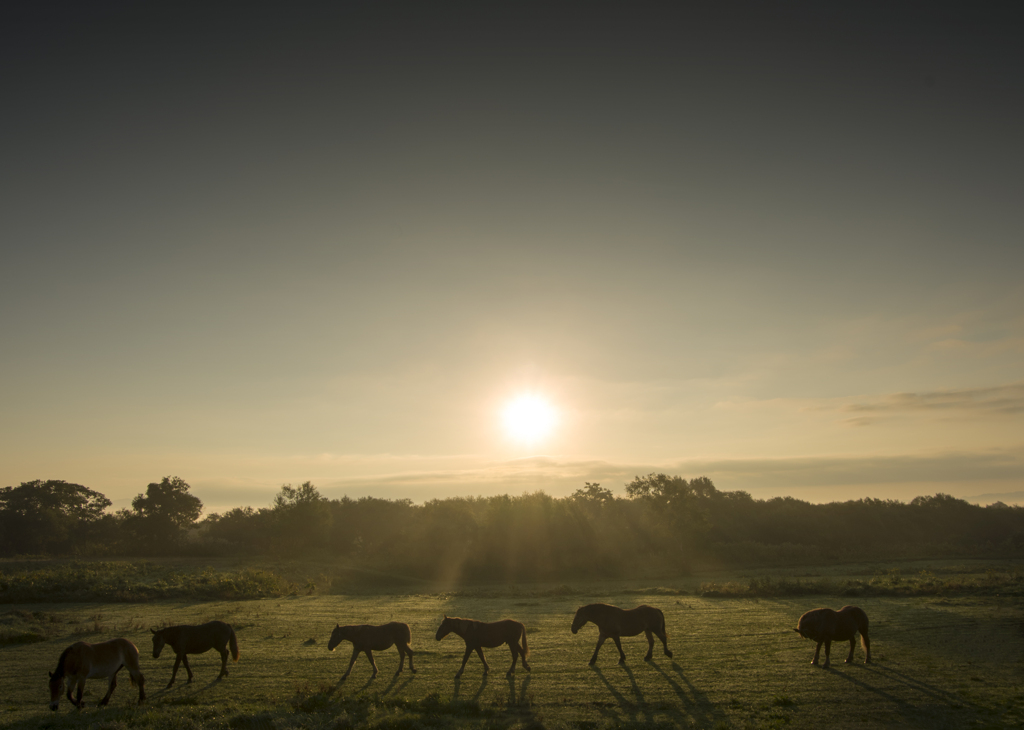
[473,619,525,648]
[836,605,869,634]
[172,620,234,652]
[385,621,412,644]
[798,606,866,641]
[73,639,139,678]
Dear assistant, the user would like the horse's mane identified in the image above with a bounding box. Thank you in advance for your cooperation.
[53,644,74,679]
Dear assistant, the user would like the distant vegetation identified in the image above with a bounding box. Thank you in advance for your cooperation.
[2,475,1023,583]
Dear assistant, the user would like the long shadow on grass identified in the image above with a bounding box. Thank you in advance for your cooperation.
[828,664,975,723]
[451,673,490,702]
[590,666,655,725]
[507,674,531,706]
[151,676,222,702]
[380,672,414,697]
[861,664,978,708]
[668,662,722,728]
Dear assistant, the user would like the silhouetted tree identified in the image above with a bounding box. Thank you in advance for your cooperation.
[0,479,111,554]
[126,476,202,553]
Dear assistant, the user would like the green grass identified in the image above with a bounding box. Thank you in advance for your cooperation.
[2,561,1023,729]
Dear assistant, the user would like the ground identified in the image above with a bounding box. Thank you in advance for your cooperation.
[2,562,1023,729]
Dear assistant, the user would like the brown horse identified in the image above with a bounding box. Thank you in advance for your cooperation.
[328,622,416,679]
[434,615,530,678]
[151,620,239,688]
[48,639,145,710]
[794,605,871,668]
[571,603,673,665]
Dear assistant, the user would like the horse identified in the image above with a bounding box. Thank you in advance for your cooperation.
[793,605,871,668]
[434,615,530,678]
[48,638,145,710]
[328,622,416,680]
[151,620,239,688]
[571,603,673,665]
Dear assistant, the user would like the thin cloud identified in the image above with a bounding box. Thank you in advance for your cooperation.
[844,383,1024,417]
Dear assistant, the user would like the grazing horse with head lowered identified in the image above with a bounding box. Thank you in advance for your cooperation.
[48,639,145,710]
[434,615,530,678]
[794,605,871,669]
[571,603,673,665]
[328,622,416,680]
[151,620,239,688]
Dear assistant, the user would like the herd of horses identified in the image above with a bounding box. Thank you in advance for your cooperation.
[47,603,871,710]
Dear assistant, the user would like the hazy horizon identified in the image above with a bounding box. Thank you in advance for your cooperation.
[3,3,1022,514]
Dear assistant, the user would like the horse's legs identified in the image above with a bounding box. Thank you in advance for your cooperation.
[181,654,194,683]
[218,647,230,678]
[400,644,416,674]
[167,655,182,688]
[99,671,118,706]
[644,630,655,661]
[862,630,871,664]
[476,647,489,675]
[455,645,473,678]
[656,627,673,658]
[612,636,626,665]
[811,641,822,665]
[341,647,359,680]
[822,639,832,669]
[134,670,146,703]
[519,638,530,672]
[845,638,856,664]
[506,643,519,676]
[365,649,379,677]
[590,634,608,665]
[73,679,85,709]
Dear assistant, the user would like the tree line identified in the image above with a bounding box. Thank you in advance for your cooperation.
[2,475,1022,579]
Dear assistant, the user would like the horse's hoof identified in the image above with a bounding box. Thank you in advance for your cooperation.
[165,683,175,690]
[410,668,417,674]
[665,651,674,658]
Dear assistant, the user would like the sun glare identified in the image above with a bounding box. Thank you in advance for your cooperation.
[502,395,557,443]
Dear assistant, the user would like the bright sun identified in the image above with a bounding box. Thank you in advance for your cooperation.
[502,394,557,443]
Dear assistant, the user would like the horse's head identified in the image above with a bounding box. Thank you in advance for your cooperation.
[435,616,453,641]
[47,671,63,711]
[151,628,166,658]
[570,606,588,634]
[328,624,346,651]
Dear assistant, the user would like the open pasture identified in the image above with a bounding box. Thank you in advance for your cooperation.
[2,586,1022,729]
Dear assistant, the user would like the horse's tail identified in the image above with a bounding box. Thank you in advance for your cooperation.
[229,627,240,662]
[521,624,530,659]
[858,609,870,654]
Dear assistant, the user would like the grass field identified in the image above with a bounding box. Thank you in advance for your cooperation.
[2,562,1023,729]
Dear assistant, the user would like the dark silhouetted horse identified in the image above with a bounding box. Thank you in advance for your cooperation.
[151,620,239,688]
[328,622,416,679]
[794,605,871,668]
[435,615,530,678]
[48,639,145,710]
[571,603,673,665]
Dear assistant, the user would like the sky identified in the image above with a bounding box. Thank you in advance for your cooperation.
[2,2,1023,513]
